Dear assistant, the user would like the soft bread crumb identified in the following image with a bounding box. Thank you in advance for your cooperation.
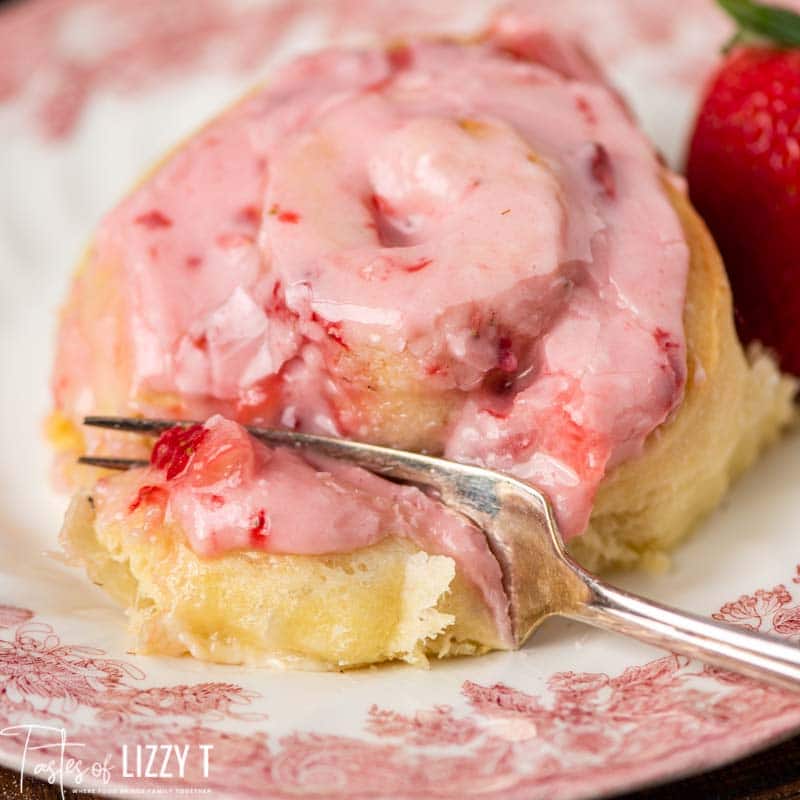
[388,551,455,665]
[60,493,138,606]
[639,550,671,575]
[60,496,503,669]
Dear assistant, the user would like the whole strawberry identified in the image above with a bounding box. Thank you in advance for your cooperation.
[687,0,800,375]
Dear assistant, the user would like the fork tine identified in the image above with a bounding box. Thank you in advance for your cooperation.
[80,415,499,490]
[83,416,187,434]
[79,415,509,514]
[78,456,149,470]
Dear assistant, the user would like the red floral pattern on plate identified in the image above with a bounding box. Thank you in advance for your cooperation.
[713,584,793,631]
[1,578,800,799]
[0,0,475,141]
[0,0,740,145]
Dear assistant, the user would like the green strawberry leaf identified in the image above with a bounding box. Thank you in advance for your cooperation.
[718,0,800,48]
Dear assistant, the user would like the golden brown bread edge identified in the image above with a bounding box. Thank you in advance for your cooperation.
[56,176,796,669]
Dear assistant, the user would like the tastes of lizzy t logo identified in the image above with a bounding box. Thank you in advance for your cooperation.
[121,741,213,780]
[0,724,213,797]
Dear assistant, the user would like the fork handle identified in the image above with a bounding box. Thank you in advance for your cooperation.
[566,576,800,692]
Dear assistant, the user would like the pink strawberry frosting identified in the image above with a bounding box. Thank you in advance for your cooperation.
[55,19,689,600]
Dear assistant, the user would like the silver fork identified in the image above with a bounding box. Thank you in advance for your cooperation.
[80,415,800,691]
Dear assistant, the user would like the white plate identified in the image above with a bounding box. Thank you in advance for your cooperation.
[1,2,799,798]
